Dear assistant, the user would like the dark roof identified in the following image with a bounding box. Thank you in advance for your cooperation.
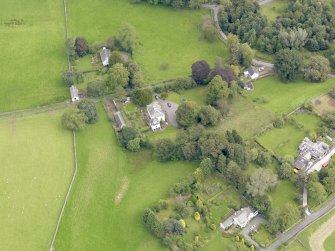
[247,67,255,76]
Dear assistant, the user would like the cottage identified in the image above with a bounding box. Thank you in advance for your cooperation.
[295,137,331,171]
[147,102,165,131]
[220,207,258,230]
[114,111,126,129]
[70,85,79,102]
[100,47,111,67]
[244,67,259,80]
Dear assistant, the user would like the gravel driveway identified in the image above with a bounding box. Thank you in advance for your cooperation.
[159,101,179,128]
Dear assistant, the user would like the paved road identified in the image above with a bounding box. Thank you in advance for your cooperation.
[266,196,335,251]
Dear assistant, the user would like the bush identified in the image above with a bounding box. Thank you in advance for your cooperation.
[77,99,99,124]
[61,107,87,131]
[87,81,106,97]
[273,116,285,128]
[132,89,153,107]
[74,37,89,57]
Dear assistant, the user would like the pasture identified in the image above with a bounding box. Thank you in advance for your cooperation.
[0,111,73,250]
[67,0,226,83]
[257,113,320,157]
[0,0,68,112]
[248,76,335,114]
[284,208,335,251]
[54,104,196,250]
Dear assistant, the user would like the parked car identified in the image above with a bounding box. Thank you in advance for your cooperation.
[258,67,265,72]
[167,102,172,108]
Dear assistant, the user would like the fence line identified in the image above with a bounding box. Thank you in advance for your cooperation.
[49,131,78,251]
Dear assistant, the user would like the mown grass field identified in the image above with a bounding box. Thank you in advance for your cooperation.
[166,86,207,106]
[0,111,73,250]
[67,0,226,83]
[0,0,68,112]
[324,230,335,251]
[258,113,320,157]
[54,104,196,250]
[248,76,335,114]
[284,208,335,251]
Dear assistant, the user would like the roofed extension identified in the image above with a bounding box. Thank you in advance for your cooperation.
[114,111,126,129]
[100,47,111,67]
[70,85,79,102]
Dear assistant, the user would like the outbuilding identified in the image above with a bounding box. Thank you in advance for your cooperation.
[100,47,111,67]
[70,85,79,102]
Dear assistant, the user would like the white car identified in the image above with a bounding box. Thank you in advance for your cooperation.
[258,67,265,72]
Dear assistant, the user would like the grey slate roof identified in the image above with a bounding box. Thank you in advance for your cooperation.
[114,111,126,129]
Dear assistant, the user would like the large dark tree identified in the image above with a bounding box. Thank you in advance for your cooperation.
[176,101,199,128]
[274,49,303,82]
[61,107,87,131]
[304,55,330,82]
[208,67,235,83]
[131,89,153,107]
[155,138,176,162]
[191,60,211,85]
[74,37,89,57]
[119,127,138,147]
[77,99,99,124]
[199,105,220,126]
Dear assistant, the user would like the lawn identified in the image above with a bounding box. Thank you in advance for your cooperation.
[0,111,73,250]
[54,104,196,250]
[215,96,275,139]
[248,76,335,114]
[289,208,335,251]
[67,0,226,83]
[257,113,321,157]
[166,86,207,106]
[252,224,273,248]
[260,0,287,23]
[0,0,68,112]
[270,180,297,209]
[312,94,335,115]
[324,230,335,251]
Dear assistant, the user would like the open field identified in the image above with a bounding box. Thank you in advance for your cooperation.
[285,208,335,251]
[0,0,68,112]
[54,104,196,250]
[258,113,320,157]
[260,0,287,23]
[0,111,73,250]
[216,96,275,139]
[313,94,335,115]
[324,230,335,251]
[270,180,297,209]
[166,86,207,106]
[67,0,226,83]
[248,76,335,114]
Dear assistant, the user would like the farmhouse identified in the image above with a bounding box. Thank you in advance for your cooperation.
[244,67,259,80]
[220,207,258,230]
[100,47,111,67]
[295,137,332,172]
[70,85,79,102]
[147,102,165,131]
[114,111,126,129]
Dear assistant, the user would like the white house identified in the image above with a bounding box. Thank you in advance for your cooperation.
[147,102,165,131]
[100,47,111,67]
[244,67,259,80]
[220,207,258,230]
[70,85,79,102]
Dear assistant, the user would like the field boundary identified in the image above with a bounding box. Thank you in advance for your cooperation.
[49,131,78,251]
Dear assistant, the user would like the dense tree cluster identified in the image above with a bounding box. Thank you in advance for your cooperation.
[134,0,208,9]
[220,0,335,54]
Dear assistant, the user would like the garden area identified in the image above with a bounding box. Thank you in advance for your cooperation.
[54,104,196,250]
[0,0,68,112]
[67,0,226,83]
[257,112,321,158]
[0,111,73,250]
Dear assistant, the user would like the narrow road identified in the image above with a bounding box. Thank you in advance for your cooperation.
[266,196,335,251]
[202,3,274,69]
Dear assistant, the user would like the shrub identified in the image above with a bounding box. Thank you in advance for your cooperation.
[87,81,106,97]
[194,212,201,221]
[74,37,89,57]
[77,99,99,124]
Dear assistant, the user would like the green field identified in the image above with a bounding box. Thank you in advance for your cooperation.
[67,0,226,83]
[258,113,320,157]
[54,104,196,250]
[216,96,275,139]
[0,112,73,250]
[260,0,287,23]
[285,208,335,251]
[248,76,335,114]
[0,0,68,112]
[324,230,335,251]
[166,86,207,106]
